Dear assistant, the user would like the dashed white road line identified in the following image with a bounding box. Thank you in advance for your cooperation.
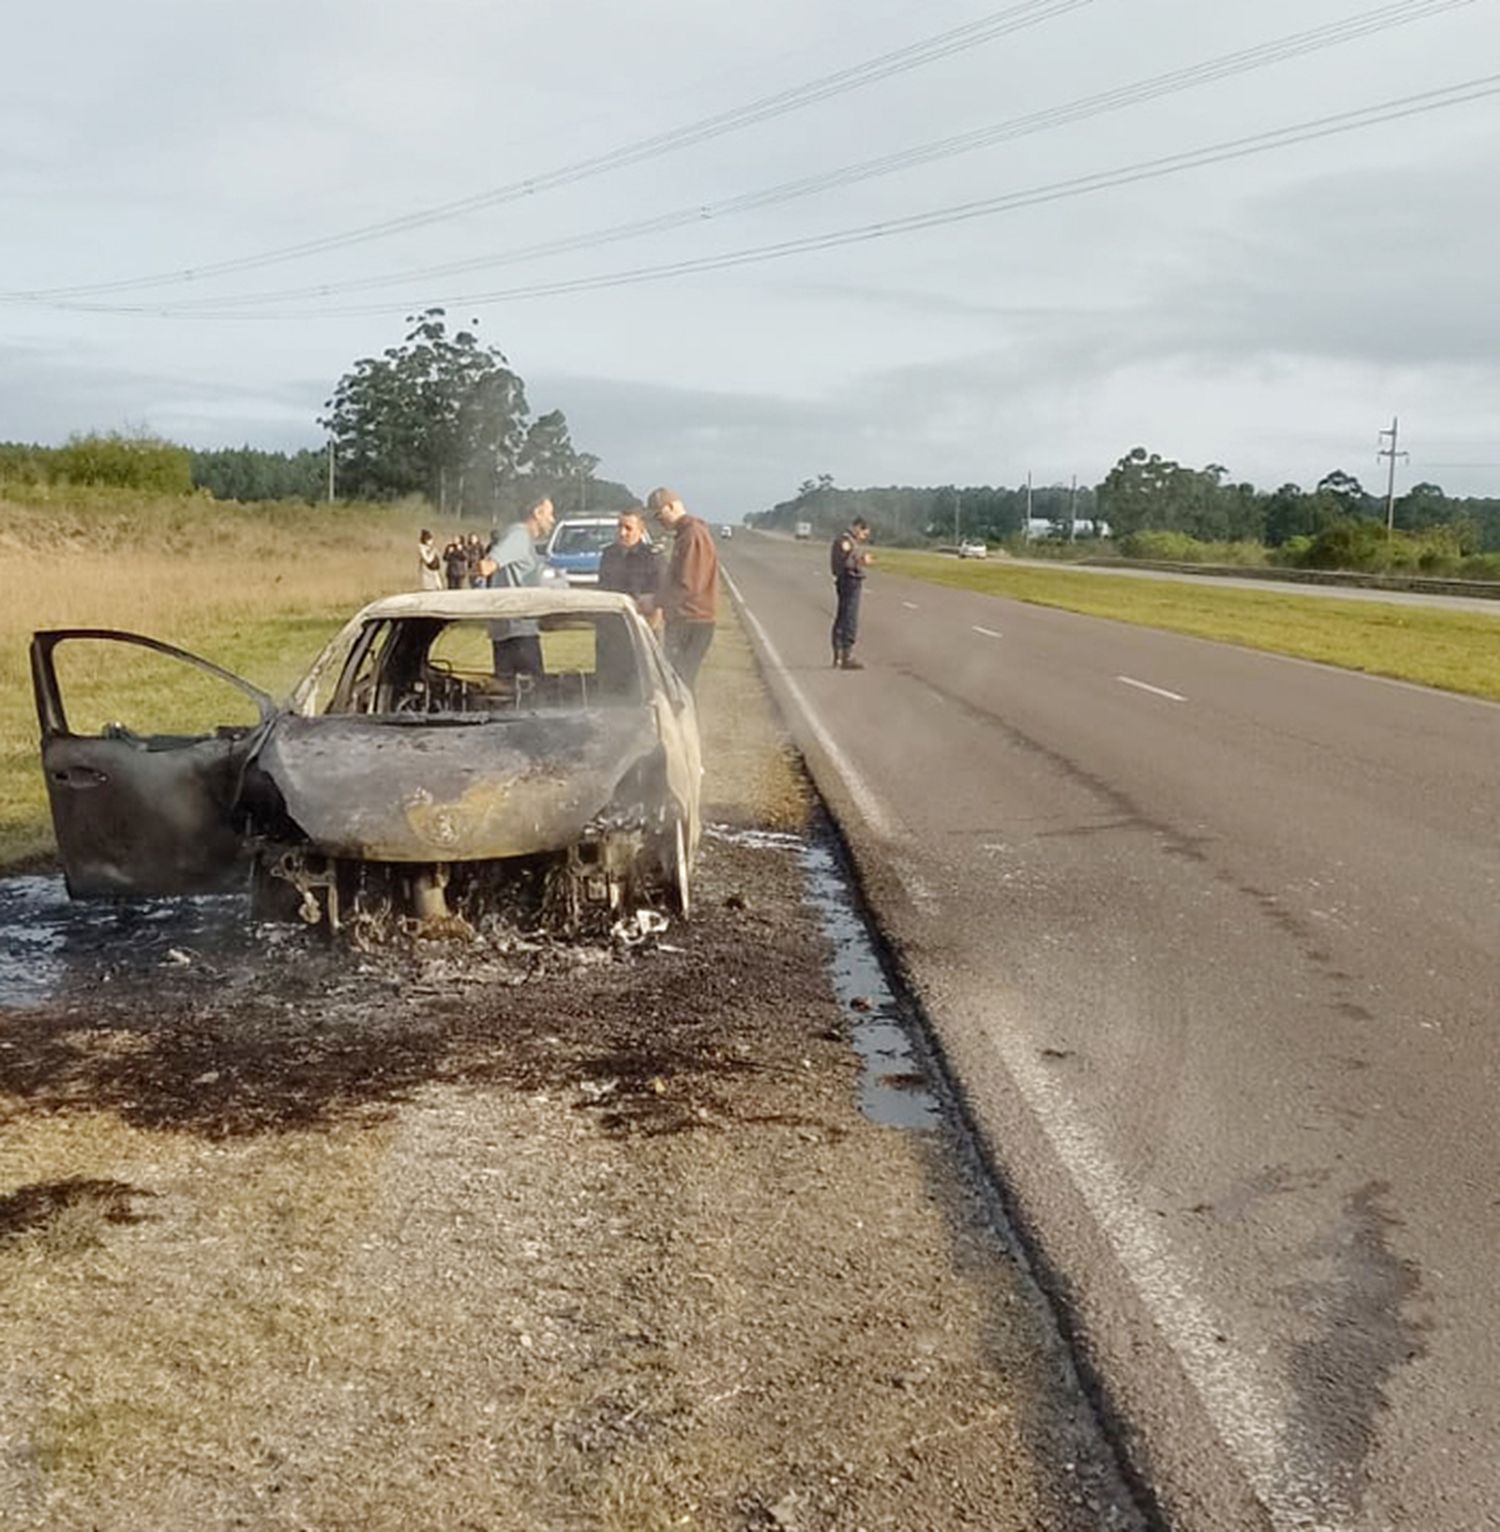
[902,600,920,610]
[972,625,1003,639]
[1117,675,1187,703]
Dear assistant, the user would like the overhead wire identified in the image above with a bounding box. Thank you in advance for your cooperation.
[56,0,1476,315]
[94,72,1500,320]
[6,0,1092,301]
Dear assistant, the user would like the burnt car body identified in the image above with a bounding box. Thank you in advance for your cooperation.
[32,590,702,929]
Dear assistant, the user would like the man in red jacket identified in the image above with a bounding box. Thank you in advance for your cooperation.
[647,485,718,692]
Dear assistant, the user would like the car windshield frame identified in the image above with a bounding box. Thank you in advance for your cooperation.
[319,611,650,718]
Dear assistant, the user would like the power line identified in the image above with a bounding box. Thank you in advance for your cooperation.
[4,0,1092,302]
[46,0,1472,316]
[58,71,1500,321]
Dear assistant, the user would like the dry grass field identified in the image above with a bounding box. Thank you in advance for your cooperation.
[0,486,450,867]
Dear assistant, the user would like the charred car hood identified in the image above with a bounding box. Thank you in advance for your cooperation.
[256,710,661,862]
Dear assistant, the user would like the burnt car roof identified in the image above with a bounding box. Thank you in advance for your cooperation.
[354,589,642,622]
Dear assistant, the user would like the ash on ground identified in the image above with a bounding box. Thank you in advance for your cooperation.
[0,830,1141,1531]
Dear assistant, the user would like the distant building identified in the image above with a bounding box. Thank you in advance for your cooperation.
[1025,517,1111,539]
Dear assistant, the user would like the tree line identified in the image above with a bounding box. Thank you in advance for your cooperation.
[752,452,1500,569]
[1095,447,1500,551]
[0,309,633,518]
[748,474,1100,544]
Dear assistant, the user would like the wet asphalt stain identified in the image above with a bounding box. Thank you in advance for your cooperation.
[1187,1164,1333,1224]
[798,835,941,1132]
[1284,1179,1426,1520]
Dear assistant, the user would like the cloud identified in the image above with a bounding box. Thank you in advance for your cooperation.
[1135,154,1500,368]
[0,342,324,449]
[4,0,1500,509]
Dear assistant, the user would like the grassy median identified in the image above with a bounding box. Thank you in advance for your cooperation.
[879,548,1500,702]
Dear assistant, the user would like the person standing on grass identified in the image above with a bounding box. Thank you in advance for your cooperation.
[647,486,717,692]
[444,538,468,589]
[830,517,873,669]
[480,496,555,682]
[418,529,444,591]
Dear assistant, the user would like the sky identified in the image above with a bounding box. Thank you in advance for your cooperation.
[3,0,1500,518]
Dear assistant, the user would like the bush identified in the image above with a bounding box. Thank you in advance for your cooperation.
[1118,530,1267,565]
[0,443,49,484]
[1119,530,1199,561]
[1298,518,1396,572]
[51,432,193,495]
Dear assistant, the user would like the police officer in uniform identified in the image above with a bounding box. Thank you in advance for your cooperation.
[830,517,872,669]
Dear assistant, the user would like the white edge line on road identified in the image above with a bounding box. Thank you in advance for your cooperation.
[902,600,920,610]
[1117,674,1187,703]
[722,570,899,843]
[972,625,1003,639]
[995,1032,1352,1532]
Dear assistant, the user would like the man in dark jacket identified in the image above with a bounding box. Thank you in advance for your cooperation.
[597,508,661,625]
[830,518,872,669]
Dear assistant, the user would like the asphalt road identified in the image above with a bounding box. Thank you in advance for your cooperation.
[723,532,1500,1532]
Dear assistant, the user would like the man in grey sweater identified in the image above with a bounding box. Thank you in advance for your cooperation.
[481,496,555,681]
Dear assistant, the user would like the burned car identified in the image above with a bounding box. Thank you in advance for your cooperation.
[32,590,702,931]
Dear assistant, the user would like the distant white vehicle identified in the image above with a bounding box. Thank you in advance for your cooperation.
[719,524,733,540]
[794,521,813,540]
[958,539,989,559]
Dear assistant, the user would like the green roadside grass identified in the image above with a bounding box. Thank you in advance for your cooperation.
[878,549,1500,703]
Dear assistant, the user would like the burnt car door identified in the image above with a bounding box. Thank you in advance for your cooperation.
[31,630,276,898]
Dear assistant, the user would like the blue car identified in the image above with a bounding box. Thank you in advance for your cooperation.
[545,517,621,586]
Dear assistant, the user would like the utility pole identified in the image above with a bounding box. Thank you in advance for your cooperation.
[1069,473,1078,539]
[1025,471,1033,540]
[1378,416,1408,535]
[954,487,961,546]
[326,439,335,504]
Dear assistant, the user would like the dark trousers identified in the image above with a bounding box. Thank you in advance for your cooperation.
[665,621,715,693]
[492,635,543,682]
[832,579,862,655]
